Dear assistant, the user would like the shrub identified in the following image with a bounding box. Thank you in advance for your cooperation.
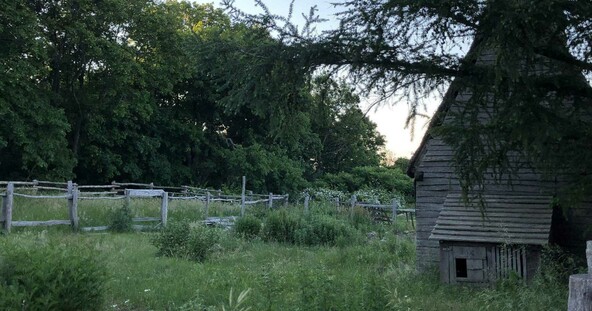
[151,221,190,258]
[295,215,355,246]
[185,225,221,262]
[234,215,262,239]
[151,221,221,262]
[109,201,133,232]
[0,238,107,310]
[262,210,300,243]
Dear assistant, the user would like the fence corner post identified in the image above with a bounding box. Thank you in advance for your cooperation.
[350,195,357,220]
[391,199,398,226]
[67,181,79,231]
[125,189,131,207]
[161,191,168,227]
[2,182,14,233]
[304,193,310,215]
[240,176,246,217]
[284,194,289,207]
[205,191,211,219]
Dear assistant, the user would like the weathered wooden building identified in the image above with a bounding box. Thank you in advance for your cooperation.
[406,37,592,284]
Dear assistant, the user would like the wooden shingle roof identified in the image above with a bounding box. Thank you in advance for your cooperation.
[430,194,553,245]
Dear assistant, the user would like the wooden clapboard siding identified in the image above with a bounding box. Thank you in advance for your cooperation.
[408,35,592,277]
[440,241,540,284]
[413,129,560,272]
[414,136,591,272]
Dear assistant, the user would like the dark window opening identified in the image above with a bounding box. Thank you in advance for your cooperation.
[456,258,467,278]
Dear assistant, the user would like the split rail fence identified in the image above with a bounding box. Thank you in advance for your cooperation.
[1,178,414,233]
[0,177,288,233]
[302,194,416,227]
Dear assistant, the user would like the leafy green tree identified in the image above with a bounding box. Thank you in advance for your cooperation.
[225,0,592,201]
[0,0,74,180]
[316,166,413,202]
[2,0,392,196]
[393,157,410,173]
[308,74,386,176]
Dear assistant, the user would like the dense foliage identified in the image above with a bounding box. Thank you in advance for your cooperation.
[1,0,407,195]
[151,221,224,262]
[0,235,107,310]
[225,0,592,203]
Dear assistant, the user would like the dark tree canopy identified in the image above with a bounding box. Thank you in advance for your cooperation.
[1,0,395,195]
[224,0,592,202]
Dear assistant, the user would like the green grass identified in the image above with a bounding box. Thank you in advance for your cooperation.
[1,229,569,311]
[0,199,570,310]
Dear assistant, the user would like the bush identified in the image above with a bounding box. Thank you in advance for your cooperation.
[109,202,133,232]
[0,238,107,310]
[262,210,301,243]
[186,225,221,262]
[235,215,262,239]
[314,166,414,203]
[151,221,190,258]
[295,215,355,246]
[151,221,221,262]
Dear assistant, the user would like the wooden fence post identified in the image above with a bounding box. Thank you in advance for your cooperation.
[2,182,14,233]
[161,191,168,227]
[205,191,210,219]
[125,189,131,208]
[67,181,79,231]
[568,241,592,310]
[240,176,246,217]
[350,195,357,220]
[32,179,39,194]
[304,194,310,215]
[391,199,398,225]
[268,193,273,209]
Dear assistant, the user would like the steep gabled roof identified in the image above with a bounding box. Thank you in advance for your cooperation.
[430,194,553,245]
[406,37,485,178]
[405,34,592,179]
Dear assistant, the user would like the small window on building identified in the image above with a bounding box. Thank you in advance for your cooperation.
[456,258,468,278]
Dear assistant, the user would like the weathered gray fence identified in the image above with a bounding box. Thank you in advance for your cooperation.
[0,177,289,233]
[1,178,412,233]
[1,181,79,233]
[302,193,416,226]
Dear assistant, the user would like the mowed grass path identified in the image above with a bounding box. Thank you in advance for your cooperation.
[0,229,566,311]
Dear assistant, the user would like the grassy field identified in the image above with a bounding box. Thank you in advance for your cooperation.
[0,197,573,310]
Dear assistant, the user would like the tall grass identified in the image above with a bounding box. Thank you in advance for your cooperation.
[0,198,570,310]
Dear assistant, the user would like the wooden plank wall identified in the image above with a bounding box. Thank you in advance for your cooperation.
[413,44,592,272]
[414,135,562,272]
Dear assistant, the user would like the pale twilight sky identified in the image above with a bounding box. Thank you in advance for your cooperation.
[193,0,440,158]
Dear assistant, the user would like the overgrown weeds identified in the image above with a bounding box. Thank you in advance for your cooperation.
[0,233,107,310]
[150,221,224,261]
[109,201,133,232]
[234,215,262,240]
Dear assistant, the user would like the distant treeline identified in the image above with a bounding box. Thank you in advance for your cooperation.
[1,1,410,195]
